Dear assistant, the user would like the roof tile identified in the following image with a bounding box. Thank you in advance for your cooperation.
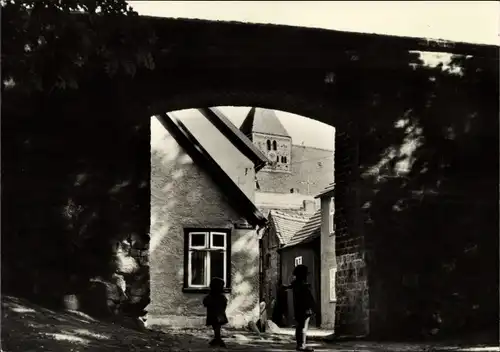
[283,209,322,248]
[314,182,335,199]
[269,210,310,245]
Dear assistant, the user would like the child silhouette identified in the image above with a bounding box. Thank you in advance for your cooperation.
[203,277,229,348]
[289,265,316,351]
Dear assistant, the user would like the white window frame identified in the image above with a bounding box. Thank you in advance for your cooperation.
[329,197,335,235]
[294,256,302,267]
[187,231,228,289]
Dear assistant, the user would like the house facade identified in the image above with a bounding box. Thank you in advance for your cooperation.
[148,108,268,328]
[315,183,337,329]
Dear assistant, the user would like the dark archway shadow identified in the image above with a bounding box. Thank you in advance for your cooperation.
[2,37,497,342]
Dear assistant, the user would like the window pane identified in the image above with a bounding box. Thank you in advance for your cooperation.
[212,233,225,248]
[191,251,207,286]
[190,233,206,247]
[210,250,225,282]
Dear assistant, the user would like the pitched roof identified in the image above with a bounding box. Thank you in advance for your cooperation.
[198,107,270,172]
[157,113,267,228]
[240,107,291,138]
[269,210,310,245]
[314,182,335,199]
[283,209,322,248]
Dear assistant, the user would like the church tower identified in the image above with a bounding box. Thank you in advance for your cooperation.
[240,108,292,173]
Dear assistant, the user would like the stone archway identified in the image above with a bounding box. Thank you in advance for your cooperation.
[3,16,497,339]
[144,87,365,333]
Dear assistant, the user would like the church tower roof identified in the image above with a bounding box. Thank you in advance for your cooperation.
[239,107,291,138]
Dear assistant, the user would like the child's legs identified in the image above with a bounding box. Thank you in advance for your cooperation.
[295,316,310,347]
[295,317,305,346]
[212,324,222,340]
[302,317,310,342]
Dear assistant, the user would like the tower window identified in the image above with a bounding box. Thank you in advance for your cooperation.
[276,156,279,163]
[266,140,271,151]
[281,156,287,164]
[272,140,277,151]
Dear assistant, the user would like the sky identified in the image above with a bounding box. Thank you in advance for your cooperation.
[135,1,498,149]
[129,1,499,45]
[216,107,335,151]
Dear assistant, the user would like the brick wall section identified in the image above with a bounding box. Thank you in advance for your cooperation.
[333,126,369,336]
[335,243,368,335]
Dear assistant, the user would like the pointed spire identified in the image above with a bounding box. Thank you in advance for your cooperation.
[239,107,256,138]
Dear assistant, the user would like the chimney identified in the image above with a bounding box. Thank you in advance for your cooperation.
[303,200,316,213]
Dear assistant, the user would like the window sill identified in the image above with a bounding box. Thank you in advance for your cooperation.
[183,287,232,294]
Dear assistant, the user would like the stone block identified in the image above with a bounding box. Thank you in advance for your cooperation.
[129,248,139,257]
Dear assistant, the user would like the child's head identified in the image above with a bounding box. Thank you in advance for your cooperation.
[209,277,225,293]
[293,264,309,281]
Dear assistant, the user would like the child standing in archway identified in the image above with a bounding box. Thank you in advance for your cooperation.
[290,265,316,352]
[203,277,229,348]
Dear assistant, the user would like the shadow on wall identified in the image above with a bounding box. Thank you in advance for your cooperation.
[349,52,499,338]
[149,124,260,328]
[226,228,261,327]
[1,85,151,312]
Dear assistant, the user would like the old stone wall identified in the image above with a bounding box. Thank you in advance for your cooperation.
[335,246,368,335]
[331,126,370,336]
[253,132,292,173]
[261,224,281,314]
[2,84,151,310]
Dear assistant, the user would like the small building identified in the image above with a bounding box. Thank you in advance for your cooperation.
[266,182,339,330]
[149,108,268,328]
[260,210,310,315]
[279,210,322,327]
[314,183,337,330]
